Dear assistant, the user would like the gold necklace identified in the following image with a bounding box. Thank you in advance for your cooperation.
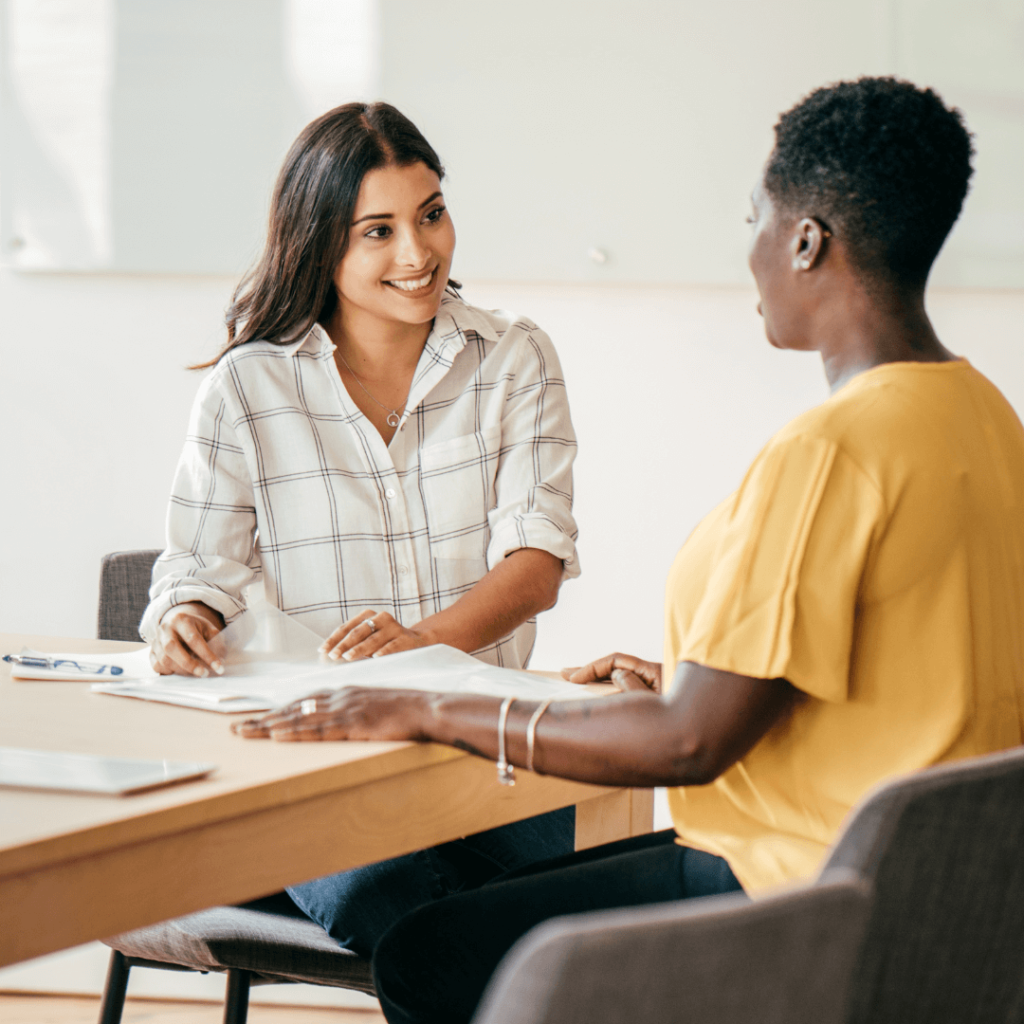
[336,351,404,428]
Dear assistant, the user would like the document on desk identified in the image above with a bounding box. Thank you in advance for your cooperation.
[5,647,153,682]
[88,645,591,712]
[12,603,591,712]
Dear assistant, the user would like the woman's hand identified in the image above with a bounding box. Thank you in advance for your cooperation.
[320,610,436,662]
[232,686,430,742]
[151,602,226,677]
[561,653,663,694]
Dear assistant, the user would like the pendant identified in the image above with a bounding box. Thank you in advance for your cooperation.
[387,412,400,428]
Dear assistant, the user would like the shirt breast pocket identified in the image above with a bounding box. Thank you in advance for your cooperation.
[419,426,502,560]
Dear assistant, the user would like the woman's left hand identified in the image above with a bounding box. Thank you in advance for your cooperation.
[320,610,436,662]
[231,686,429,742]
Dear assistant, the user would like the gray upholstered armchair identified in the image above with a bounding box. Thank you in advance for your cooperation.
[473,745,1024,1024]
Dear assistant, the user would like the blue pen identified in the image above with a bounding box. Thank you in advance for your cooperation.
[2,654,124,676]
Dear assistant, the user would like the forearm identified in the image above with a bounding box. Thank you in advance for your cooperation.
[413,547,563,653]
[420,690,714,788]
[420,662,799,787]
[238,663,799,788]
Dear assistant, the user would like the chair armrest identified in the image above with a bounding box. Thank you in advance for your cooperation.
[473,872,871,1024]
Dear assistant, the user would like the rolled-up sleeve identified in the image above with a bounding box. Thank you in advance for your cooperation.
[486,327,581,579]
[140,375,261,640]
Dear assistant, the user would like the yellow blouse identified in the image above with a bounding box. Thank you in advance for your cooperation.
[665,360,1024,893]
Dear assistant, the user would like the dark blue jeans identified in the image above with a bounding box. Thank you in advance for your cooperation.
[286,806,576,958]
[371,828,744,1024]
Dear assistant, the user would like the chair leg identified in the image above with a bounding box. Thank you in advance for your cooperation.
[223,969,251,1024]
[97,950,131,1024]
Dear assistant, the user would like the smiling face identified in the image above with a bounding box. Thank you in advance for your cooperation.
[747,174,808,351]
[332,161,456,333]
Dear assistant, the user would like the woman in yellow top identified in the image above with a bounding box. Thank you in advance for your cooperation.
[237,77,1024,1023]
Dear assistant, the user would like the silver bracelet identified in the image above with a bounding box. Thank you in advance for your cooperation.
[525,699,554,774]
[496,696,516,786]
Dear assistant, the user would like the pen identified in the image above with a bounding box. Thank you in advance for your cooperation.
[3,654,124,676]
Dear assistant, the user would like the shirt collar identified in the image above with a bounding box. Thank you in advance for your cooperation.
[429,290,501,354]
[283,322,334,358]
[281,292,498,360]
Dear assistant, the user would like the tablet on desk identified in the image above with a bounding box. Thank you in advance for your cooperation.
[0,747,216,795]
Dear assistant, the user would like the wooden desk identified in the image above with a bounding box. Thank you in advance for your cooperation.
[0,634,652,968]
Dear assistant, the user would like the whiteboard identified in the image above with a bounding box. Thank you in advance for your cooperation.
[0,0,377,274]
[1,0,1021,286]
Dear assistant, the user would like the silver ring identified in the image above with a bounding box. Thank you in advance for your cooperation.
[300,698,317,715]
[365,618,377,634]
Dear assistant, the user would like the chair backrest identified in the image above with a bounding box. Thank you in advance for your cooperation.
[97,549,163,641]
[472,875,872,1024]
[820,745,1024,1024]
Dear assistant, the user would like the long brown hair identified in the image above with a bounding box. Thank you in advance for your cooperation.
[197,102,446,367]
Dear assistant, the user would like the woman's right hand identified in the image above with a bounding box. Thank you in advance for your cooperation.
[561,653,663,694]
[151,602,226,677]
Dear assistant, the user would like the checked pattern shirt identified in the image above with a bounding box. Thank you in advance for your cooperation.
[141,293,580,668]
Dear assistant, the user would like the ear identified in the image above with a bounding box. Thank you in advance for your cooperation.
[790,218,830,272]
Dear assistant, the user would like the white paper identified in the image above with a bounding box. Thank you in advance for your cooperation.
[10,603,591,712]
[8,647,154,682]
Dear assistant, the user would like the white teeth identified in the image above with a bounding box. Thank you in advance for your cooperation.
[387,273,432,291]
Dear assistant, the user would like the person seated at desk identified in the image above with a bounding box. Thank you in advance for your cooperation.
[140,102,581,956]
[237,77,1024,1024]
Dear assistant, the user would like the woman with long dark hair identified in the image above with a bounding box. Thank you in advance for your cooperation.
[238,78,1024,1023]
[141,102,580,955]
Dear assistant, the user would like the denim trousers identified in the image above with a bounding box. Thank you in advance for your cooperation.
[370,828,744,1024]
[286,806,576,959]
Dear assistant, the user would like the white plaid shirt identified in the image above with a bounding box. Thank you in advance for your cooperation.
[141,293,580,668]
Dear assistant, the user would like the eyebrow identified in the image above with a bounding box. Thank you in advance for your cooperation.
[352,192,444,226]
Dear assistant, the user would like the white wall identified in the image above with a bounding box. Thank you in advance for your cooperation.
[382,0,1024,288]
[6,1,1023,285]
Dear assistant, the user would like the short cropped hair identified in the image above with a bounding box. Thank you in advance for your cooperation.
[764,77,974,289]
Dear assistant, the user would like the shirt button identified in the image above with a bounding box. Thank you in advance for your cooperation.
[398,565,409,576]
[385,488,397,499]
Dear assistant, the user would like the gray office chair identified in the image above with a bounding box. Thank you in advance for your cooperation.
[473,875,873,1024]
[473,745,1024,1024]
[97,550,165,641]
[95,549,374,1024]
[823,743,1024,1023]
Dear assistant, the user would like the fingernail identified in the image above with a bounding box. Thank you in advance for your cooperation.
[212,661,224,675]
[329,649,341,660]
[371,651,382,658]
[194,667,208,678]
[318,645,327,653]
[342,650,355,661]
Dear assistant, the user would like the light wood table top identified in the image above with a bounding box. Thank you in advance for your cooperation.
[0,633,651,968]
